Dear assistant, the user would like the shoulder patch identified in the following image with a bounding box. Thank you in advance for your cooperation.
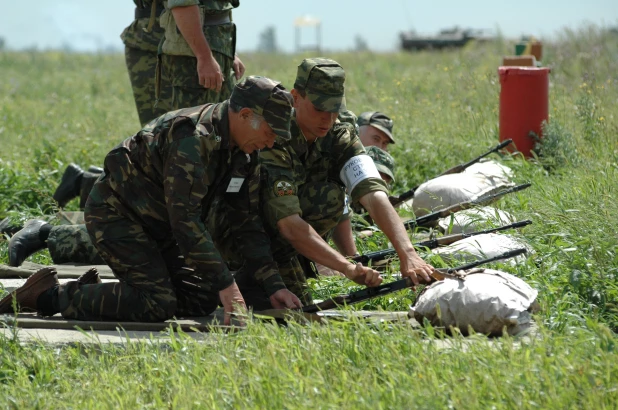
[274,180,295,197]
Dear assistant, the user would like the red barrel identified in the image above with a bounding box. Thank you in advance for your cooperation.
[498,67,550,158]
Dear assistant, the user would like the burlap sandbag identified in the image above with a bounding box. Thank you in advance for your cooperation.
[413,173,514,216]
[437,206,516,234]
[432,233,532,266]
[410,269,539,336]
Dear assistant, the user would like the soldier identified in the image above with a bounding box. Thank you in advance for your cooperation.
[357,111,395,151]
[160,0,245,110]
[328,112,396,256]
[1,76,296,324]
[47,0,245,211]
[233,58,435,308]
[365,146,396,185]
[122,0,173,126]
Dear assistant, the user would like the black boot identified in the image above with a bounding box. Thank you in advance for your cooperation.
[0,217,23,237]
[79,172,100,209]
[8,220,52,267]
[53,164,84,208]
[87,165,103,174]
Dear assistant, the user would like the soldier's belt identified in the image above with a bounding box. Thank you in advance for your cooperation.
[135,5,165,19]
[202,12,232,26]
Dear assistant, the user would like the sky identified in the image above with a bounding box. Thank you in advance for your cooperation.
[0,0,616,53]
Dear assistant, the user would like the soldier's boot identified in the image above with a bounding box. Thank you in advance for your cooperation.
[87,166,103,174]
[78,172,100,209]
[0,217,23,237]
[8,220,52,267]
[0,267,59,314]
[53,164,84,208]
[77,267,102,285]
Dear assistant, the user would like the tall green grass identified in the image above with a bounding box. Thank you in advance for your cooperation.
[1,25,617,408]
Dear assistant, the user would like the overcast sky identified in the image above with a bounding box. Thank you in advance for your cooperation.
[0,0,616,52]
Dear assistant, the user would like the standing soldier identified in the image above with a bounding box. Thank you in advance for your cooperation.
[160,0,245,110]
[46,1,172,213]
[1,77,296,324]
[122,0,173,126]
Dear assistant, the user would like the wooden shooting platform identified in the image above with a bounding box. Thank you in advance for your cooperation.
[0,263,414,343]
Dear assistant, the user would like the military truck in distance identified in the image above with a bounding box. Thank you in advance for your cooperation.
[400,27,487,51]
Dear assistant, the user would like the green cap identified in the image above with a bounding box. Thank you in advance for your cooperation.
[357,111,395,143]
[293,58,346,113]
[230,76,294,140]
[365,146,396,183]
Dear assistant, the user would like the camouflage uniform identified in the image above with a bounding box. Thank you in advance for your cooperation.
[365,146,396,184]
[230,59,389,306]
[121,0,173,126]
[51,77,293,322]
[160,0,239,110]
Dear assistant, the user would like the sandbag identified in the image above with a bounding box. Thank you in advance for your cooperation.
[432,233,532,266]
[410,269,538,336]
[437,206,516,234]
[413,173,514,216]
[463,159,514,180]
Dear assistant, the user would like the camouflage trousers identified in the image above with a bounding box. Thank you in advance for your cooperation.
[55,184,220,322]
[49,181,345,311]
[161,51,235,110]
[125,46,173,126]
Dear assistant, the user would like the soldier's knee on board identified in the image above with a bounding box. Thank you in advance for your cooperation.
[146,296,178,322]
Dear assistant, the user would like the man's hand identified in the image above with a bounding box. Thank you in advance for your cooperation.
[219,282,247,326]
[196,54,223,92]
[269,289,303,309]
[343,263,383,287]
[233,55,245,80]
[400,253,435,286]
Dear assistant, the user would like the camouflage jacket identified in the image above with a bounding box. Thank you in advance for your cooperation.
[98,101,280,292]
[160,0,238,58]
[120,0,166,52]
[259,111,388,260]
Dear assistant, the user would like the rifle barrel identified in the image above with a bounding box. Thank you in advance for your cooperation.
[390,139,514,208]
[352,219,532,265]
[404,182,531,230]
[304,247,529,313]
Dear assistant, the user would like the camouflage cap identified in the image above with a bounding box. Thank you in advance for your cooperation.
[293,58,346,113]
[357,111,395,143]
[365,146,396,183]
[230,76,294,140]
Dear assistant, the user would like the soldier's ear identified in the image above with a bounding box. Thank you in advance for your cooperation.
[239,107,253,121]
[290,89,300,105]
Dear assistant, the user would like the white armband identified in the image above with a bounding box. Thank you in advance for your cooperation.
[339,155,381,193]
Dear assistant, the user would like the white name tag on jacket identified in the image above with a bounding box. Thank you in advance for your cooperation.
[226,177,245,193]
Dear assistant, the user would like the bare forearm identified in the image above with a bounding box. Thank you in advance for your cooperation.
[331,219,358,257]
[278,215,352,273]
[171,6,212,59]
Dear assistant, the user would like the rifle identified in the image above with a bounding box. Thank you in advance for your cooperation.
[352,219,532,265]
[402,182,531,230]
[389,139,514,207]
[303,248,527,313]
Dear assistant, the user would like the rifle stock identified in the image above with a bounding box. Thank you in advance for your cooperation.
[352,219,532,265]
[389,139,514,207]
[304,248,528,313]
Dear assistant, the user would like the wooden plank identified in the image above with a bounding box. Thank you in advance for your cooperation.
[0,310,234,333]
[1,263,115,280]
[0,310,413,332]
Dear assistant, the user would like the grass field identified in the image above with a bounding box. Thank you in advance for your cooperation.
[1,24,617,408]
